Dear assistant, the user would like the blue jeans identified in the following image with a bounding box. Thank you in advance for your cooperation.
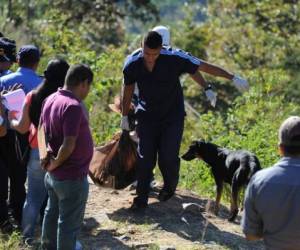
[41,173,89,250]
[22,148,47,239]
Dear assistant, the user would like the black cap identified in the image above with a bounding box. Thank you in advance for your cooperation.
[17,45,40,64]
[0,37,16,62]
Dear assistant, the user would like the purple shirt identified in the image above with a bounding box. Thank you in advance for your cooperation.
[41,89,94,180]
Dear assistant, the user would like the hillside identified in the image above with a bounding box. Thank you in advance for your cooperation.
[80,179,264,250]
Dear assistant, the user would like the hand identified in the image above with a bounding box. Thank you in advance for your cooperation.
[8,83,23,92]
[8,110,18,121]
[120,116,130,131]
[45,158,59,172]
[232,75,249,92]
[205,88,217,107]
[0,83,23,95]
[41,153,58,172]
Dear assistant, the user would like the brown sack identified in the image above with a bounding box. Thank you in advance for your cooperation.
[89,132,137,189]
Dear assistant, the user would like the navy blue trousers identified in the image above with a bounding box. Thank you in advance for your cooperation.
[135,118,184,205]
[0,157,8,223]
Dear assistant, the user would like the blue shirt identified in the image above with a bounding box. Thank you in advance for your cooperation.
[242,157,300,250]
[123,47,201,122]
[0,69,12,78]
[0,67,42,93]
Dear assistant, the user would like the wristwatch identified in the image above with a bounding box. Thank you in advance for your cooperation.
[0,115,4,126]
[204,84,212,91]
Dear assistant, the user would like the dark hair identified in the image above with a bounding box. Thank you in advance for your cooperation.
[29,59,69,127]
[143,31,162,49]
[0,32,3,38]
[282,145,300,156]
[281,135,300,156]
[19,54,40,68]
[18,45,40,68]
[65,64,93,87]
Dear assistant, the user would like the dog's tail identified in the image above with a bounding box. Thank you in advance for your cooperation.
[246,159,261,184]
[236,159,261,185]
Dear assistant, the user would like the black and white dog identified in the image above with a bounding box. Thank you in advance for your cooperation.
[181,140,261,221]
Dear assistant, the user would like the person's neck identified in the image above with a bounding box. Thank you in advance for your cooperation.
[283,154,300,158]
[20,66,36,72]
[144,61,155,72]
[63,86,82,101]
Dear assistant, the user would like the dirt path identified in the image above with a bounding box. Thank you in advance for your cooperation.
[80,180,264,250]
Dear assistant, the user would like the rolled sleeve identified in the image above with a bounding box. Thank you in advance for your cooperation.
[62,105,82,137]
[241,182,263,237]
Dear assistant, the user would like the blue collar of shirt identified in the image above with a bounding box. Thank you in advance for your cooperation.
[278,157,300,167]
[17,67,37,75]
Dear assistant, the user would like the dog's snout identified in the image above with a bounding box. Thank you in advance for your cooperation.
[181,150,195,161]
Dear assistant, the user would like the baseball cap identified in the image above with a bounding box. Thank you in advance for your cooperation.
[279,116,300,146]
[152,25,170,46]
[0,37,16,62]
[17,45,40,63]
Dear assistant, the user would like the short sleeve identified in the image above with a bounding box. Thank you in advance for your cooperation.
[174,49,202,74]
[123,64,136,86]
[241,180,263,236]
[62,105,82,137]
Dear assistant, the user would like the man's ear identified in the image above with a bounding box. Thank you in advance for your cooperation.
[278,144,284,156]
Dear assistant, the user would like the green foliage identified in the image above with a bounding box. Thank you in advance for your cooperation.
[0,232,24,250]
[2,0,300,205]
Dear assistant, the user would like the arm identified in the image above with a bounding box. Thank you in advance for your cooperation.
[121,84,135,116]
[198,61,234,80]
[245,233,263,241]
[45,136,76,171]
[0,122,6,137]
[241,181,264,241]
[189,71,217,107]
[189,71,209,89]
[45,105,82,171]
[0,101,6,137]
[8,101,31,134]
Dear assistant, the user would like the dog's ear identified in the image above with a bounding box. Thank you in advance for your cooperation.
[191,140,198,146]
[196,139,206,147]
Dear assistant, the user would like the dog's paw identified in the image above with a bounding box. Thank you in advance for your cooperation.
[228,209,239,222]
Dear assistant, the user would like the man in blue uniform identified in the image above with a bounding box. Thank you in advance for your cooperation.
[121,31,248,209]
[0,45,42,93]
[0,37,16,78]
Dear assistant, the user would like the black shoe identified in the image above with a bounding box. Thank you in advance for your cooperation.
[129,199,147,212]
[158,190,174,202]
[0,219,14,234]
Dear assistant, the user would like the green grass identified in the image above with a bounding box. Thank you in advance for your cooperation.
[0,232,25,250]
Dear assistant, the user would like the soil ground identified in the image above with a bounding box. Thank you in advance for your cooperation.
[79,179,264,250]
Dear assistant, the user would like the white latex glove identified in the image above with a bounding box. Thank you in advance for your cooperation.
[232,75,249,92]
[205,88,217,107]
[120,116,130,131]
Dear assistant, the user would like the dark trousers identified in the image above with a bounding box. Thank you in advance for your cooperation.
[0,130,28,223]
[135,118,184,205]
[0,157,8,223]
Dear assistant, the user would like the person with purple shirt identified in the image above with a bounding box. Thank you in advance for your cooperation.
[40,64,94,250]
